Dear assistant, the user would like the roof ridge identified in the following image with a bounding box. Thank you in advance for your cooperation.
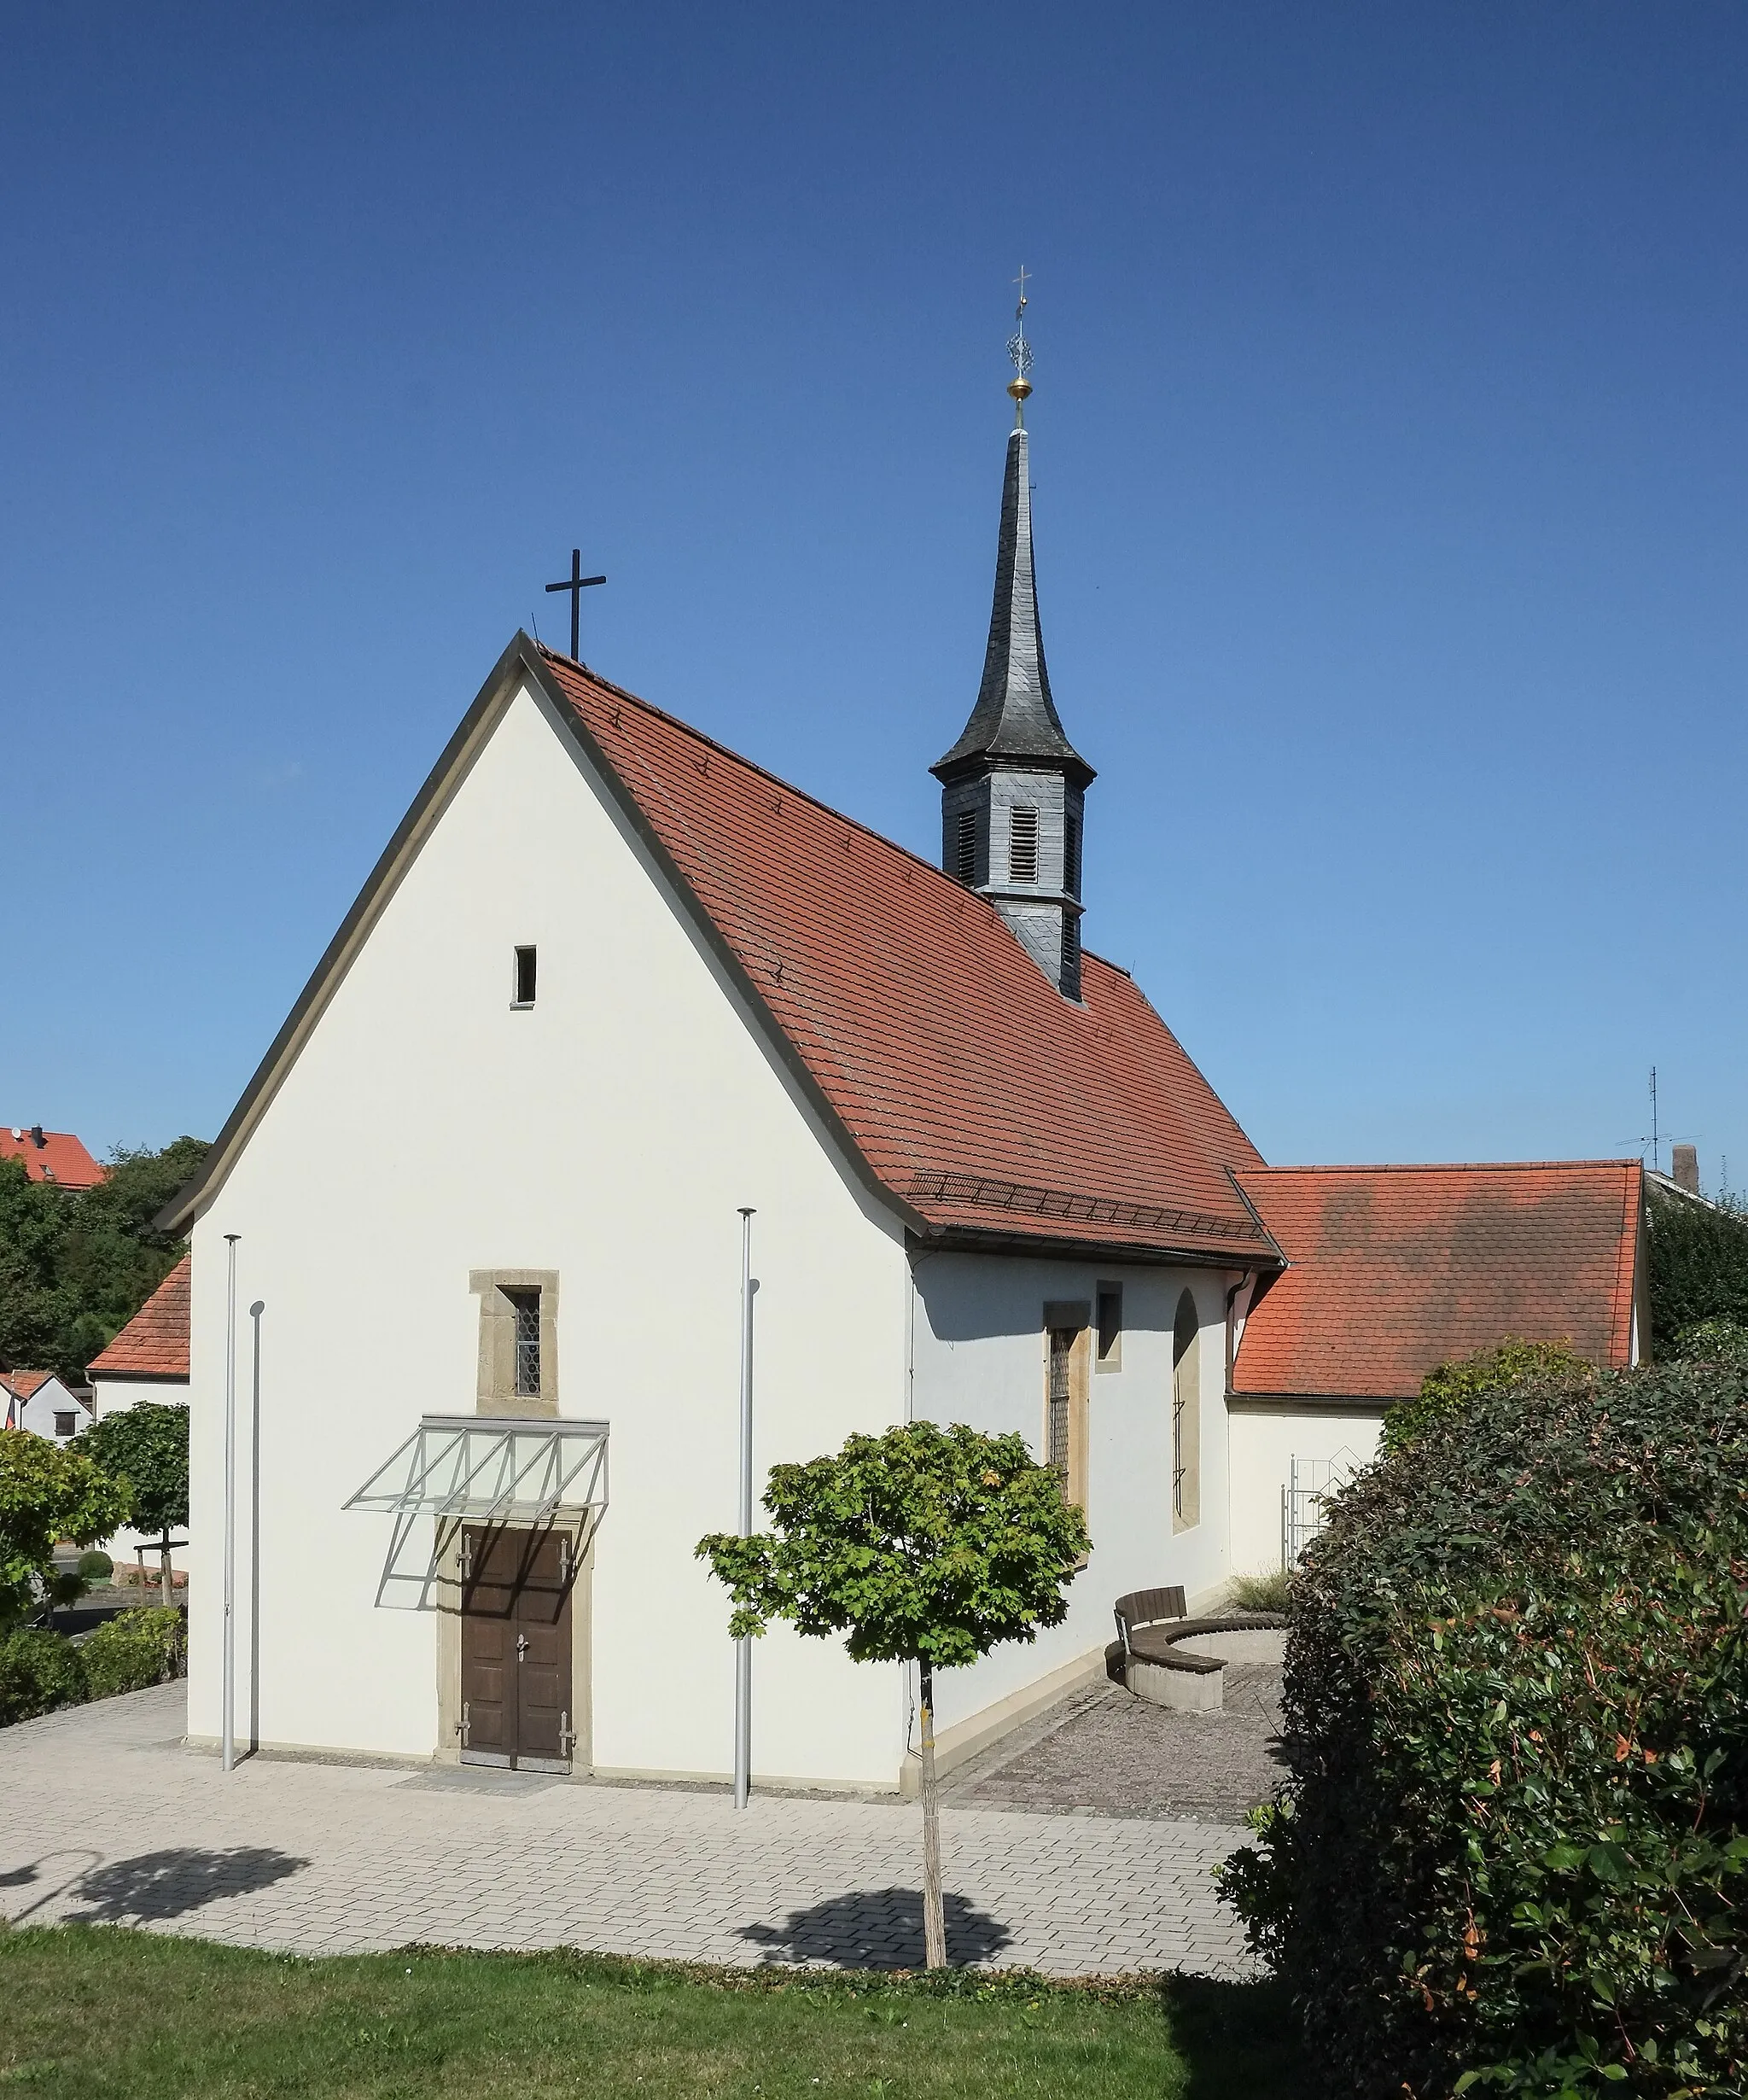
[1248,1158,1640,1176]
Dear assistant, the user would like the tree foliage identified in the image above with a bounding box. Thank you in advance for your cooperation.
[0,1137,206,1381]
[0,1431,133,1629]
[1219,1356,1748,2099]
[82,1403,189,1541]
[1646,1181,1748,1351]
[696,1420,1091,1665]
[1380,1338,1594,1457]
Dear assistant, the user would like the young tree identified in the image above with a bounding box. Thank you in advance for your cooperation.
[0,1431,132,1629]
[698,1420,1090,1968]
[83,1404,189,1604]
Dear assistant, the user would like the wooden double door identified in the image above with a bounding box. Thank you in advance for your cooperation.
[458,1525,576,1772]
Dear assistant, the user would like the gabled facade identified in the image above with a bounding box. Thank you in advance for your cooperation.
[3,1369,90,1442]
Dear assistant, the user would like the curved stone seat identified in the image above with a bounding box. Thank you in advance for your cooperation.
[1120,1612,1287,1713]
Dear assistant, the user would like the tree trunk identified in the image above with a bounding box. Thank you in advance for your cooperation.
[159,1532,173,1609]
[918,1659,946,1969]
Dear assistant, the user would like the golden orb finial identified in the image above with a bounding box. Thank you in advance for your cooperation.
[1006,265,1034,427]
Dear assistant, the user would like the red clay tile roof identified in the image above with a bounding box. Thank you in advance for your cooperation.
[0,1129,104,1190]
[86,1257,191,1379]
[1,1370,55,1402]
[1232,1161,1643,1399]
[537,649,1269,1261]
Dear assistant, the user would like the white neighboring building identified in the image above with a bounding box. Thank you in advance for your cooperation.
[84,1257,194,1573]
[155,389,1651,1788]
[2,1370,90,1444]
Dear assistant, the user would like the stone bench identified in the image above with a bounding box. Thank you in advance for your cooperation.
[1112,1590,1288,1713]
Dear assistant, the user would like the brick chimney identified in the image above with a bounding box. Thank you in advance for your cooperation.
[1672,1143,1699,1195]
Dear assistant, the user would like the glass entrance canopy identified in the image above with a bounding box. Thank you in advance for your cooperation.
[346,1415,609,1608]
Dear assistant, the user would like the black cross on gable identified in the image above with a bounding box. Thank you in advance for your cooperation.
[545,549,607,662]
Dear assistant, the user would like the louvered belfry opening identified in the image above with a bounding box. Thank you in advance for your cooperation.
[930,414,1093,1000]
[1009,806,1040,884]
[954,809,978,886]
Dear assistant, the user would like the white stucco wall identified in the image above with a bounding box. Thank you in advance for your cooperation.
[90,1374,190,1420]
[12,1376,87,1444]
[184,676,912,1787]
[909,1252,1242,1740]
[1227,1403,1384,1574]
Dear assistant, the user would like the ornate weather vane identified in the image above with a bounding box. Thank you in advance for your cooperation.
[1007,265,1034,426]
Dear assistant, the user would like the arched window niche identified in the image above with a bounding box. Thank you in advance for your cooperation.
[1172,1289,1201,1532]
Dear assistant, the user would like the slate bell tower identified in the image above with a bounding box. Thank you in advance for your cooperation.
[932,305,1094,1000]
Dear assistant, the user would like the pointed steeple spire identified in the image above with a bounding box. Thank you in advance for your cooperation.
[931,293,1094,1001]
[931,423,1094,789]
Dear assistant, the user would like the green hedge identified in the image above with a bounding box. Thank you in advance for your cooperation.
[1647,1182,1748,1348]
[1219,1358,1748,2098]
[81,1607,183,1698]
[0,1629,88,1723]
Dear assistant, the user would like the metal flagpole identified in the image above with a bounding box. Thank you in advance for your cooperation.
[734,1207,755,1810]
[222,1234,240,1775]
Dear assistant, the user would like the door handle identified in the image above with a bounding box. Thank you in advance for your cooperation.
[516,1634,528,1660]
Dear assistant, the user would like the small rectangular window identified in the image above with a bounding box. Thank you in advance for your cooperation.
[1009,807,1039,884]
[505,1288,541,1397]
[1065,813,1081,896]
[955,810,977,886]
[54,1411,77,1438]
[512,946,537,1008]
[1096,1285,1122,1373]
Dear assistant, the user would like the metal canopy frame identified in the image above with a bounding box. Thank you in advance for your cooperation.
[346,1415,609,1610]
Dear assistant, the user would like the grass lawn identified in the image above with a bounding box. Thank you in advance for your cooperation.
[0,1928,1303,2097]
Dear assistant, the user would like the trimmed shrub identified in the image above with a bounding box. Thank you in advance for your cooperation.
[76,1549,114,1584]
[80,1607,184,1698]
[1647,1181,1748,1346]
[1379,1338,1592,1457]
[1673,1317,1748,1370]
[0,1628,88,1724]
[1219,1357,1748,2098]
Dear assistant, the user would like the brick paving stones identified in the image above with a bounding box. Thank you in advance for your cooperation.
[945,1667,1287,1823]
[0,1684,1256,1978]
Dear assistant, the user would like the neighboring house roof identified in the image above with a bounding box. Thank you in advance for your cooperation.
[160,633,1272,1266]
[87,1257,192,1380]
[0,1127,104,1189]
[1233,1160,1644,1401]
[2,1370,55,1403]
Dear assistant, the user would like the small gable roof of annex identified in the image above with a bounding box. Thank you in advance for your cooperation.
[87,1257,191,1380]
[1232,1159,1643,1402]
[160,635,1273,1266]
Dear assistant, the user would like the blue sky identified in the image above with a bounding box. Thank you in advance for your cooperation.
[5,3,1744,1187]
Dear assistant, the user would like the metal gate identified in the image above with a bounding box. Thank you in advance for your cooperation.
[1282,1450,1362,1566]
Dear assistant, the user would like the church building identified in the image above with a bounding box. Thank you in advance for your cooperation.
[161,366,1646,1788]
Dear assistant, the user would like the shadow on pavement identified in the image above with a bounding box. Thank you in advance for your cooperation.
[72,1846,309,1922]
[739,1887,1012,1969]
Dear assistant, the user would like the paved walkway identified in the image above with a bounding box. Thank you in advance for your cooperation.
[0,1685,1254,1977]
[948,1669,1286,1823]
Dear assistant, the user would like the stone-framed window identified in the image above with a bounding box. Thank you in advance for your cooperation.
[469,1269,559,1417]
[1095,1282,1123,1374]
